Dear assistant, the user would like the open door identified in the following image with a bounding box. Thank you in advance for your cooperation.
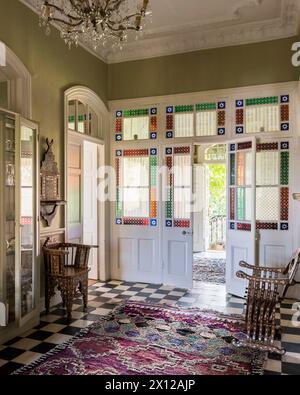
[162,145,193,289]
[67,135,83,244]
[83,141,98,279]
[193,164,207,252]
[226,138,256,297]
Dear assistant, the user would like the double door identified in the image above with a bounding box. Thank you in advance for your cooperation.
[112,137,294,294]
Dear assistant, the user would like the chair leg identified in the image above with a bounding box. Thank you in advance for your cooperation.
[45,276,55,314]
[60,279,75,320]
[79,276,88,311]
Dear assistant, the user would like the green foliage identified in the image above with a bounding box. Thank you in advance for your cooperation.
[208,164,226,217]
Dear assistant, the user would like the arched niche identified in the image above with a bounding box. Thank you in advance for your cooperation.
[0,43,32,118]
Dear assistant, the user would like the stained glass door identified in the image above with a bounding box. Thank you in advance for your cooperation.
[162,145,193,288]
[226,138,256,297]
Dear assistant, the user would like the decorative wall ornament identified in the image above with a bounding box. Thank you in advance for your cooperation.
[40,139,66,226]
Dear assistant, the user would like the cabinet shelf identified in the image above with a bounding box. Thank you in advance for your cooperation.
[0,109,39,343]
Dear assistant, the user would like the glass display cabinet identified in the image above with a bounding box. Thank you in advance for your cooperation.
[0,108,40,343]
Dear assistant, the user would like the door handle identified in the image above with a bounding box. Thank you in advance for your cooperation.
[182,231,193,236]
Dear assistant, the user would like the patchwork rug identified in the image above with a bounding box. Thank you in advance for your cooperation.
[193,256,226,284]
[13,302,266,376]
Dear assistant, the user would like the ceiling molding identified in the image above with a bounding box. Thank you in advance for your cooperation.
[19,0,300,64]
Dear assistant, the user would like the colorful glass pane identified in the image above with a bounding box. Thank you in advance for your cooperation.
[246,96,278,106]
[280,187,289,221]
[237,152,252,186]
[237,187,251,221]
[230,153,236,185]
[175,105,194,113]
[280,152,289,185]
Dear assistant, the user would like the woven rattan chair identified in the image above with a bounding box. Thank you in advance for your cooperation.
[233,250,300,355]
[43,242,98,319]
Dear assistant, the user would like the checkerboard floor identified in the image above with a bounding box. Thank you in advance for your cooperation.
[0,280,299,375]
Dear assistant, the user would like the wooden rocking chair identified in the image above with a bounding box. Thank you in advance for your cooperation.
[232,250,300,355]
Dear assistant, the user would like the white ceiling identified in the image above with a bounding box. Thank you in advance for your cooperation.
[21,0,300,63]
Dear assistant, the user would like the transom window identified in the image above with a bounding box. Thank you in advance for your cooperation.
[165,102,226,139]
[67,99,98,136]
[115,108,158,142]
[235,95,290,135]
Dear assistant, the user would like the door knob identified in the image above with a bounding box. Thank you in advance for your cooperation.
[182,231,193,236]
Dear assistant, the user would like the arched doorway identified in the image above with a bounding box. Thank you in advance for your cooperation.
[64,86,108,281]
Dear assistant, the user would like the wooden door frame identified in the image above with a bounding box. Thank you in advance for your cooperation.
[66,131,106,281]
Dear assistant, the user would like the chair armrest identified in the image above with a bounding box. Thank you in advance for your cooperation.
[236,270,289,285]
[239,261,285,274]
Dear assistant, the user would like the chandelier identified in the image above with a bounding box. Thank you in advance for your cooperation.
[39,0,151,50]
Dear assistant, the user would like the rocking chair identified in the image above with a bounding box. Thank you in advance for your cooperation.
[233,250,300,355]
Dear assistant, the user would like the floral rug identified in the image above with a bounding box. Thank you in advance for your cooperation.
[13,302,266,376]
[193,256,226,284]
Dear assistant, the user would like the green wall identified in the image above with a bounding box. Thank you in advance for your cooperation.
[0,0,108,230]
[108,37,300,100]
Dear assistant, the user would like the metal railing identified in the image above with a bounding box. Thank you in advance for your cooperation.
[209,215,226,248]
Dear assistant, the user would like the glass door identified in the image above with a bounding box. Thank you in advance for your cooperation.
[19,120,38,321]
[1,113,17,324]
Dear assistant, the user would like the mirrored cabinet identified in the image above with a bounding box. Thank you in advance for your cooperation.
[0,108,39,342]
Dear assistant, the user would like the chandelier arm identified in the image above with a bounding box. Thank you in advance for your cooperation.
[49,17,83,28]
[45,2,82,21]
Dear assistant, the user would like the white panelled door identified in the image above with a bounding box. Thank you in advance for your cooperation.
[226,138,256,297]
[83,141,98,280]
[111,147,162,284]
[162,145,193,289]
[68,136,83,244]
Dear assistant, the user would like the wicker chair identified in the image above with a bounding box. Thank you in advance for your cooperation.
[233,250,300,355]
[43,242,98,319]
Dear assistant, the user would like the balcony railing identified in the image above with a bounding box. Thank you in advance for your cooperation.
[209,215,226,248]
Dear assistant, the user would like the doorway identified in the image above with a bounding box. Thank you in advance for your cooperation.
[67,134,104,280]
[193,144,226,285]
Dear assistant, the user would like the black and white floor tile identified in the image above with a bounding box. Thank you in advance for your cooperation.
[0,280,299,375]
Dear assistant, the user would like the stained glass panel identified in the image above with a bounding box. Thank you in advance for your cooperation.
[230,153,236,186]
[123,117,149,141]
[237,187,251,221]
[196,111,216,136]
[237,152,252,186]
[256,151,279,186]
[281,152,289,185]
[256,187,279,221]
[175,113,194,138]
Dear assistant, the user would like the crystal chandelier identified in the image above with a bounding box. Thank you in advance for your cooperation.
[39,0,151,50]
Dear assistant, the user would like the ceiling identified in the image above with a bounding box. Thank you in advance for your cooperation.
[21,0,300,63]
